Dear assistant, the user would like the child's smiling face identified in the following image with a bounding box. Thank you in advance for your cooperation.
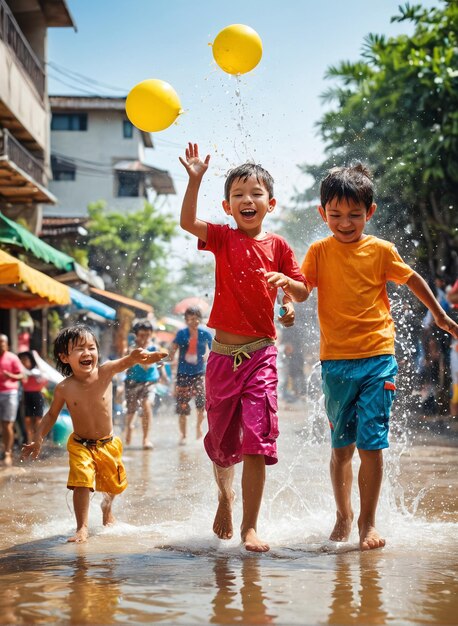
[223,174,276,238]
[319,197,376,244]
[59,333,99,377]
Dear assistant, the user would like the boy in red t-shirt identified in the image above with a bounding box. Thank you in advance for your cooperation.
[179,143,308,552]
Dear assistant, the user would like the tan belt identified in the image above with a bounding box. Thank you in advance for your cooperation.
[211,338,275,371]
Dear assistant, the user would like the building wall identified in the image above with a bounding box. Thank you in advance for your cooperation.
[47,109,148,216]
[0,38,47,150]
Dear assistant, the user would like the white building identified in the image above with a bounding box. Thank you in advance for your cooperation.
[46,95,175,217]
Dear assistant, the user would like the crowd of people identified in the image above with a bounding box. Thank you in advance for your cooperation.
[2,145,458,553]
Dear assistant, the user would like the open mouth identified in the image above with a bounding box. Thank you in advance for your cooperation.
[80,359,92,366]
[240,209,256,218]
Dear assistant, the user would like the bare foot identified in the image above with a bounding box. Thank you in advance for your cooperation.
[101,496,116,526]
[242,528,270,553]
[3,452,13,467]
[359,522,385,551]
[213,490,235,540]
[143,440,154,450]
[329,512,354,542]
[67,526,88,543]
[179,437,186,446]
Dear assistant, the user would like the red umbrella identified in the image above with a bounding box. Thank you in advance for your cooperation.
[173,297,211,315]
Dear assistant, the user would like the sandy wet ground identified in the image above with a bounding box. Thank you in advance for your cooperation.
[0,403,457,625]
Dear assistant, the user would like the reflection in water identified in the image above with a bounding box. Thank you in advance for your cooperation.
[211,557,275,624]
[0,587,19,625]
[328,552,388,625]
[68,553,121,624]
[1,408,457,625]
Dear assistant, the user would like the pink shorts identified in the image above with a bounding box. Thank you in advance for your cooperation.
[204,345,279,467]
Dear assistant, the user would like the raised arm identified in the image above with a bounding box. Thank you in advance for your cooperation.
[21,384,65,460]
[103,347,169,378]
[407,271,458,339]
[178,142,210,242]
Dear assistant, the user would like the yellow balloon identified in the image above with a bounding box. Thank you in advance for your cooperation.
[212,24,263,75]
[125,79,182,132]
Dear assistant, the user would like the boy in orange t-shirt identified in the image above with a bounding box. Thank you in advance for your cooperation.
[300,164,458,551]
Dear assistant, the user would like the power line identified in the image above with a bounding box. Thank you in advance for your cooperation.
[48,71,100,96]
[48,61,127,94]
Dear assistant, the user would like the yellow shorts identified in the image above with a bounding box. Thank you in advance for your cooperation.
[67,434,127,494]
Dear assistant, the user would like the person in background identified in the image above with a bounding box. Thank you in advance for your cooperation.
[167,306,213,444]
[447,279,458,417]
[124,320,164,449]
[18,351,49,444]
[0,334,24,467]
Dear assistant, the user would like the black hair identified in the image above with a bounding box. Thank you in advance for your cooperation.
[132,320,154,334]
[320,163,374,211]
[184,306,203,320]
[224,162,274,201]
[18,351,37,369]
[53,325,99,377]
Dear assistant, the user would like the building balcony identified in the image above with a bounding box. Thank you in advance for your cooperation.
[0,128,56,204]
[0,0,45,99]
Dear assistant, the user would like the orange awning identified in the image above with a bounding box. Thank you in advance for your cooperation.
[90,287,153,313]
[0,249,70,306]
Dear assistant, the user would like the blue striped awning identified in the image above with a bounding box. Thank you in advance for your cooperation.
[69,288,116,320]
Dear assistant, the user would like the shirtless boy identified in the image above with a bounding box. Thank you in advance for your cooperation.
[22,324,168,543]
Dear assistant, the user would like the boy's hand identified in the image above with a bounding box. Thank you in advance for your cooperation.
[179,143,210,181]
[265,271,292,294]
[131,348,169,365]
[21,440,42,461]
[278,302,295,327]
[434,312,458,339]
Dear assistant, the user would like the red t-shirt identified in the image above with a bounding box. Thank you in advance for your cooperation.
[198,223,305,339]
[0,351,22,393]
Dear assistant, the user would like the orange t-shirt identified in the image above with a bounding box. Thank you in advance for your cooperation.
[301,235,414,360]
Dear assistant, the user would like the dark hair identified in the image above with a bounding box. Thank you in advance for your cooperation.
[132,320,154,334]
[320,163,374,211]
[53,325,99,377]
[224,162,274,201]
[184,306,203,320]
[18,351,37,369]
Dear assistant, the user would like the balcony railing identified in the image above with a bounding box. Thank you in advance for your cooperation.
[0,0,45,99]
[0,128,46,185]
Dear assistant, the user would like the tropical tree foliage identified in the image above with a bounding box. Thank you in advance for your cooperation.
[86,200,176,312]
[289,0,458,279]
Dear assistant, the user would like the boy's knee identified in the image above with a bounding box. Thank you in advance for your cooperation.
[331,445,355,464]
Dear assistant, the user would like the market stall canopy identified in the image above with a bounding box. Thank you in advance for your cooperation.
[0,249,70,307]
[0,212,74,271]
[90,287,153,314]
[0,212,104,288]
[69,288,116,320]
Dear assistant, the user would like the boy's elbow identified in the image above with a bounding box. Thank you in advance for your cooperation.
[180,217,193,233]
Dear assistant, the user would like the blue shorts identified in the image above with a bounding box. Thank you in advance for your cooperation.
[321,355,398,450]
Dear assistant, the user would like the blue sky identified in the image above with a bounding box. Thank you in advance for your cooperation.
[48,0,439,223]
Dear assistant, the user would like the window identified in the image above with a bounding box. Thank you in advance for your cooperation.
[51,113,88,131]
[51,156,76,181]
[116,171,140,197]
[123,120,133,138]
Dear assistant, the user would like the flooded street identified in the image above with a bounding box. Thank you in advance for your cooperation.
[0,403,457,625]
